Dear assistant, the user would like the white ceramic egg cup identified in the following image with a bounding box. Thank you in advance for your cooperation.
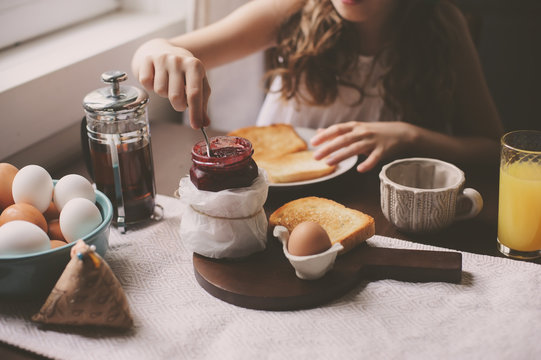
[273,226,343,280]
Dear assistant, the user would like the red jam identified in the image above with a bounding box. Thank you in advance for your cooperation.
[190,136,259,192]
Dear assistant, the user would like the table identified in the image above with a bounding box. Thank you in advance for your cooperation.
[0,120,535,359]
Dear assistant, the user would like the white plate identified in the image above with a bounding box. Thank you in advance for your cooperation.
[268,127,358,188]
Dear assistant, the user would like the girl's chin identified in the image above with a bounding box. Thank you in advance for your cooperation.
[331,0,373,23]
[340,0,362,5]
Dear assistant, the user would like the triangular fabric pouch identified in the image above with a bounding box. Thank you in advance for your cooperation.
[32,240,133,329]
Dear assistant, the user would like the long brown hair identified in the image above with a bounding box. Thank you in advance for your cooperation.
[264,0,463,132]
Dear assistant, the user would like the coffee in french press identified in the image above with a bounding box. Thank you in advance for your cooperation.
[83,70,159,231]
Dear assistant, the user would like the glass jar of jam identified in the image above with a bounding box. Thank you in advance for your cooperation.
[190,136,259,192]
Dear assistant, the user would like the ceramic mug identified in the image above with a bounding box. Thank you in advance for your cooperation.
[379,158,483,233]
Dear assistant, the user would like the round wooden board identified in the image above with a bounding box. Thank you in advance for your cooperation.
[193,239,362,311]
[193,239,462,311]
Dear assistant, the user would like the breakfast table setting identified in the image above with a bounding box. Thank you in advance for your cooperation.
[1,73,540,359]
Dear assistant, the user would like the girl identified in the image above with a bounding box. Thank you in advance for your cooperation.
[131,0,504,172]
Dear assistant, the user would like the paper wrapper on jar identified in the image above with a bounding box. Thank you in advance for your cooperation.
[32,240,133,330]
[178,170,269,259]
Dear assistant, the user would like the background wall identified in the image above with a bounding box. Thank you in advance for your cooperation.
[2,0,538,172]
[0,3,188,171]
[200,0,541,132]
[196,0,540,132]
[192,0,265,132]
[456,0,540,131]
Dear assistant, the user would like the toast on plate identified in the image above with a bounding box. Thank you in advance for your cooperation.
[269,196,375,254]
[227,124,307,162]
[257,150,336,183]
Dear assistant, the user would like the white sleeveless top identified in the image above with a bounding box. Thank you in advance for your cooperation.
[256,55,397,129]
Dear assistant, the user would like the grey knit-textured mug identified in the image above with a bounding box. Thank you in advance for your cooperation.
[379,158,483,233]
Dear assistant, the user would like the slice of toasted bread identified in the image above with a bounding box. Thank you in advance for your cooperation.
[269,197,375,253]
[227,124,307,161]
[257,150,336,183]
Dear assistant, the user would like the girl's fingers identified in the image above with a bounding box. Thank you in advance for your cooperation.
[322,148,353,166]
[313,130,359,160]
[184,58,206,129]
[153,67,169,98]
[201,76,211,127]
[322,138,375,165]
[168,71,187,112]
[326,142,363,165]
[137,59,155,92]
[356,148,383,173]
[137,51,211,128]
[310,122,353,146]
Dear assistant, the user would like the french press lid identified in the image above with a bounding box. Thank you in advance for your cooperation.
[83,70,149,114]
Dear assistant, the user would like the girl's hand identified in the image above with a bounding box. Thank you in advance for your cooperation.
[131,38,211,129]
[310,121,417,173]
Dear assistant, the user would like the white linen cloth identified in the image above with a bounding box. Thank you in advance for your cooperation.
[1,194,540,360]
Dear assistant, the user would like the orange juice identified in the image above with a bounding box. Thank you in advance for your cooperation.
[498,161,541,251]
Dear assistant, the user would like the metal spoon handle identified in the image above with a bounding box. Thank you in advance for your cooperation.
[201,127,212,157]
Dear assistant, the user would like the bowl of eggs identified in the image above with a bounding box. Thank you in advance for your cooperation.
[0,163,113,299]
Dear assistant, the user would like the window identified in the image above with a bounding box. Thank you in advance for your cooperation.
[0,0,119,50]
[0,0,189,166]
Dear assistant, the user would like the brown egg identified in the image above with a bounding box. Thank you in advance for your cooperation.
[47,219,65,242]
[0,203,48,233]
[43,201,60,221]
[50,239,68,249]
[0,163,18,211]
[288,221,332,256]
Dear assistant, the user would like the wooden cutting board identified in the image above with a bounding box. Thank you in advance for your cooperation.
[193,239,462,311]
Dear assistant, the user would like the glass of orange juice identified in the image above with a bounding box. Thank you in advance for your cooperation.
[498,130,541,260]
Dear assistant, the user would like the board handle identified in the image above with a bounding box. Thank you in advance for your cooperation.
[354,246,462,284]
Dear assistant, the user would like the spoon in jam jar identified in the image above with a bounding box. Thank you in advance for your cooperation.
[201,127,213,157]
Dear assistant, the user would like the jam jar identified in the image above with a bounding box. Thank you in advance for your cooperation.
[190,136,259,192]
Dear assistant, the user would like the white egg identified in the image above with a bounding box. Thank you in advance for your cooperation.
[12,165,53,213]
[59,198,102,243]
[0,220,51,255]
[53,174,95,211]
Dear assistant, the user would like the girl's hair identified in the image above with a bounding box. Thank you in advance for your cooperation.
[264,0,463,132]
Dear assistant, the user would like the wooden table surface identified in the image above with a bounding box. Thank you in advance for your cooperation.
[0,119,521,359]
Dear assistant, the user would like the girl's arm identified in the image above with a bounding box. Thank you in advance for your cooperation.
[131,0,305,128]
[312,2,505,172]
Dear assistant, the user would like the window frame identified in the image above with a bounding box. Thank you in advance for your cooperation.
[0,0,120,50]
[0,0,192,167]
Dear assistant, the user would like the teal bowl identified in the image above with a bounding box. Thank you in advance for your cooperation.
[0,188,113,299]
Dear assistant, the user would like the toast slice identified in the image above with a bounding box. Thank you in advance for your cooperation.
[269,197,375,254]
[257,150,336,183]
[227,124,307,161]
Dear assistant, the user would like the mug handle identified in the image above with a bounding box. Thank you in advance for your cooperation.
[455,188,483,221]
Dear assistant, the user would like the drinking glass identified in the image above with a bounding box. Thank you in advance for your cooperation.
[497,130,541,259]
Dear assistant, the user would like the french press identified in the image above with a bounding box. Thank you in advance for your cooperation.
[83,70,159,232]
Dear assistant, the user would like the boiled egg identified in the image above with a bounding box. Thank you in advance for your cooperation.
[0,163,18,211]
[12,165,53,213]
[0,220,50,255]
[288,221,332,256]
[0,203,48,233]
[59,198,102,243]
[53,174,95,211]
